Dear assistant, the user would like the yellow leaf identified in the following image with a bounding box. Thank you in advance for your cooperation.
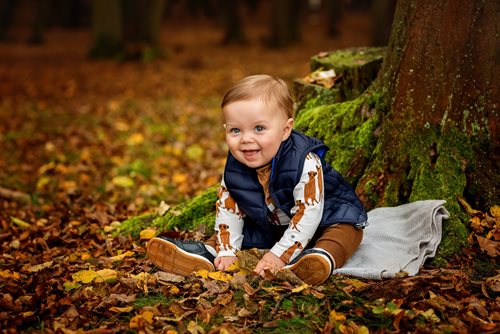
[172,172,188,185]
[491,205,500,218]
[72,269,97,283]
[208,271,233,282]
[127,133,144,145]
[142,310,154,324]
[329,310,346,322]
[10,216,30,229]
[109,306,134,313]
[357,326,370,334]
[131,272,154,281]
[36,176,51,190]
[186,144,204,161]
[29,261,53,272]
[112,176,134,188]
[225,260,241,272]
[129,314,142,329]
[291,283,309,293]
[94,269,117,283]
[195,269,209,279]
[81,253,92,261]
[170,286,180,295]
[109,251,135,262]
[140,228,157,240]
[0,269,21,279]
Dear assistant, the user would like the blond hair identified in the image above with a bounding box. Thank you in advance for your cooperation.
[221,74,294,118]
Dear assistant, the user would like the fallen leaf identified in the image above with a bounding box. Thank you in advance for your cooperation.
[108,250,135,261]
[29,261,54,272]
[157,201,170,216]
[10,216,30,229]
[112,176,135,188]
[94,269,118,282]
[154,271,185,284]
[476,235,499,257]
[72,269,97,283]
[140,228,156,240]
[109,306,134,313]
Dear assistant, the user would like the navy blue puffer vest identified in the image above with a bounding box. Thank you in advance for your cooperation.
[224,130,367,249]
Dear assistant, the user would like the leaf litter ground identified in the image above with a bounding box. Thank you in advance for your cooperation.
[0,10,498,334]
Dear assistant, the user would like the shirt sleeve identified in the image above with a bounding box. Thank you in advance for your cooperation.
[270,153,325,263]
[214,177,245,257]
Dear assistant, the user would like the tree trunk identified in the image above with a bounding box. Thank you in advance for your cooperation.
[219,0,246,44]
[89,0,165,60]
[89,0,123,58]
[296,0,498,262]
[267,0,301,47]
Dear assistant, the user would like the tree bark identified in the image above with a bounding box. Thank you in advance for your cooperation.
[89,0,123,58]
[295,0,498,262]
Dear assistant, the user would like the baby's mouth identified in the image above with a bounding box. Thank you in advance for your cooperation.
[242,149,259,157]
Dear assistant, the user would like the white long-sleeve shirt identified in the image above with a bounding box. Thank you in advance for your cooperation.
[214,152,324,263]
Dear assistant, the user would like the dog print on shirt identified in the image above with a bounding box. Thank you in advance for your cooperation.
[218,223,233,251]
[290,200,306,231]
[304,171,319,205]
[279,241,303,263]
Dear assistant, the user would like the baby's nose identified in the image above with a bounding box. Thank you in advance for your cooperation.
[240,132,254,143]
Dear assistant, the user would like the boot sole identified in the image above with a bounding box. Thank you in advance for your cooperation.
[285,253,331,285]
[146,238,215,276]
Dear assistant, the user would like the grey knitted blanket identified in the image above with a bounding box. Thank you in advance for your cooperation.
[332,200,449,279]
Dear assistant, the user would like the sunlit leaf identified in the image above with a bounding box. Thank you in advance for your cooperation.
[94,269,117,283]
[112,176,135,188]
[172,172,188,184]
[29,261,53,272]
[109,306,134,313]
[109,250,135,261]
[208,271,233,282]
[490,205,500,218]
[140,228,156,240]
[72,269,97,283]
[291,283,309,293]
[329,310,346,322]
[157,200,171,216]
[186,144,204,161]
[0,269,21,279]
[36,176,51,190]
[63,281,81,291]
[127,133,144,145]
[10,216,30,229]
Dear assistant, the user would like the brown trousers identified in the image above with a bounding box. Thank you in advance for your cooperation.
[205,223,363,268]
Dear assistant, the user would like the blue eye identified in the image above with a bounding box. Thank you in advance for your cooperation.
[230,128,240,134]
[255,125,265,132]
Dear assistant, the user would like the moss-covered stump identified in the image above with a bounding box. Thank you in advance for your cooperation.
[294,47,386,113]
[295,92,382,186]
[116,186,218,237]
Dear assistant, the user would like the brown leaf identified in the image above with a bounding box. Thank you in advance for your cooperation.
[476,235,499,257]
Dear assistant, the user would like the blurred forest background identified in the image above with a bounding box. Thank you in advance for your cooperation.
[0,0,394,212]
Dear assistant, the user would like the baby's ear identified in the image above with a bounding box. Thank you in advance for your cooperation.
[282,118,294,140]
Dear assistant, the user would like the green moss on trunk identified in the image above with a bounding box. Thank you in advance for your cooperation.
[116,186,218,237]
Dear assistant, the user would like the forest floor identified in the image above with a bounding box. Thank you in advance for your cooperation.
[0,6,498,333]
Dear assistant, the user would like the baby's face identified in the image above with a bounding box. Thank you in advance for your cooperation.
[223,98,293,168]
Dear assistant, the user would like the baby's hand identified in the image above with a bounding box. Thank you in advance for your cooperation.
[254,252,286,279]
[214,256,238,271]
